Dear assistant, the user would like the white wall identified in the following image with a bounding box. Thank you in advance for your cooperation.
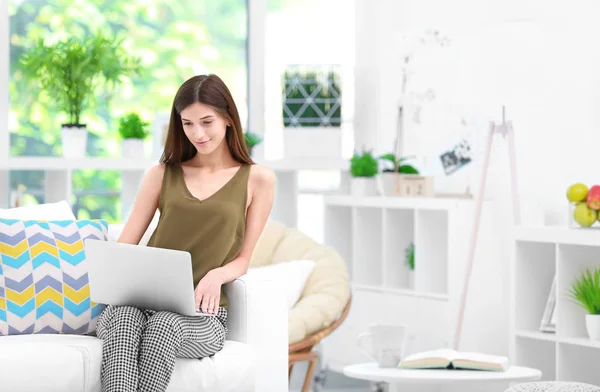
[355,0,600,356]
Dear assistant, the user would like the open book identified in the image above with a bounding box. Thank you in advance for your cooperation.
[398,349,509,372]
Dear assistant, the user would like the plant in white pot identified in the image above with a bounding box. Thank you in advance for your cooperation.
[379,153,419,196]
[118,112,149,159]
[20,32,141,158]
[349,150,379,196]
[569,266,600,340]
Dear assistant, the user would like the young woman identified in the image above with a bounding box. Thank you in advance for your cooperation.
[96,74,276,392]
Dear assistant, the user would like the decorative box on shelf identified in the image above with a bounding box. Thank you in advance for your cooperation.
[380,173,434,197]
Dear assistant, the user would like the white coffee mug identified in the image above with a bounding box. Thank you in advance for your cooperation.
[357,324,407,367]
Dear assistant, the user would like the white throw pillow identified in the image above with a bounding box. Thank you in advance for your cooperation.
[0,200,76,220]
[247,260,316,309]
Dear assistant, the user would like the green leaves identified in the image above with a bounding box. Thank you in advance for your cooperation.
[569,267,600,315]
[350,150,379,177]
[244,132,263,148]
[118,112,150,139]
[405,242,415,270]
[19,31,142,125]
[379,153,420,174]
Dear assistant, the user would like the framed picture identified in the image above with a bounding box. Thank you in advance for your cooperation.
[540,277,557,333]
[439,138,472,175]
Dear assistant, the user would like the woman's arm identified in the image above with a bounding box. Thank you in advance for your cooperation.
[212,165,276,283]
[117,164,165,244]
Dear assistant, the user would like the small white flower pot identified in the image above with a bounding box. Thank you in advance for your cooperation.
[585,314,600,340]
[61,125,87,158]
[381,172,401,196]
[351,177,378,197]
[122,138,146,159]
[250,143,264,160]
[283,127,343,158]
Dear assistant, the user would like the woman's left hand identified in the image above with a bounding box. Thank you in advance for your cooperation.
[194,269,223,315]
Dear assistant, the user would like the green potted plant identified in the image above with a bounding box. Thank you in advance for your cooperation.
[244,131,263,158]
[118,112,150,158]
[569,266,600,340]
[20,31,142,158]
[379,153,419,196]
[350,150,379,196]
[405,241,415,288]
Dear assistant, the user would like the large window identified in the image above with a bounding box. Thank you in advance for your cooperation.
[8,0,248,221]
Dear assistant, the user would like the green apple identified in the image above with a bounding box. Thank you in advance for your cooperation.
[574,202,597,227]
[567,183,589,203]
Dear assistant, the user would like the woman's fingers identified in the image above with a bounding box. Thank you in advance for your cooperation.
[213,296,220,314]
[201,296,210,314]
[195,293,203,312]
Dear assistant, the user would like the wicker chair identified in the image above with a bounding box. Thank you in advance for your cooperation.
[288,296,352,392]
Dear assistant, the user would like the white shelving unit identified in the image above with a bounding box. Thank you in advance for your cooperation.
[511,226,600,384]
[321,194,497,373]
[0,156,349,225]
[0,157,152,221]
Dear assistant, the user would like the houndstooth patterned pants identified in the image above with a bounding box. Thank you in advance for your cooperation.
[96,305,227,392]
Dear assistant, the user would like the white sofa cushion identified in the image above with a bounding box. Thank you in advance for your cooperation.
[0,334,256,392]
[0,200,76,220]
[247,260,316,309]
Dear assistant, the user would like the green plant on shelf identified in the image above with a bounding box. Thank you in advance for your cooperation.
[379,153,420,174]
[350,150,379,177]
[405,241,415,270]
[568,266,600,314]
[20,30,142,126]
[244,131,263,155]
[118,112,149,139]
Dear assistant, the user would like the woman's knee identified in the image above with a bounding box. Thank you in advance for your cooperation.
[145,311,183,338]
[97,305,145,339]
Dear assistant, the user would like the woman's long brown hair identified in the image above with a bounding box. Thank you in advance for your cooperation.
[160,74,254,165]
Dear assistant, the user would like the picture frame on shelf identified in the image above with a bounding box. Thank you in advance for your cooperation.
[540,276,557,333]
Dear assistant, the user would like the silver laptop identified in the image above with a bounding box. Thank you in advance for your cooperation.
[85,239,214,317]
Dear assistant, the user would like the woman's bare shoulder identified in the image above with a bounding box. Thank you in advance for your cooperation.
[147,163,167,178]
[249,164,276,186]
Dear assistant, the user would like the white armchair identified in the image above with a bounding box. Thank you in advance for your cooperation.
[0,222,288,392]
[0,273,288,392]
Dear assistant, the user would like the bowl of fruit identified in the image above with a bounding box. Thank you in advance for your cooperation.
[567,183,600,228]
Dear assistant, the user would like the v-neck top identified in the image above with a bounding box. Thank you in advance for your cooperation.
[147,163,251,310]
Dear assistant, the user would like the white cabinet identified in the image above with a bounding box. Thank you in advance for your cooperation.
[321,195,498,373]
[511,227,600,384]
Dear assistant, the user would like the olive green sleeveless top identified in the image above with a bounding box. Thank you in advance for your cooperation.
[147,163,251,310]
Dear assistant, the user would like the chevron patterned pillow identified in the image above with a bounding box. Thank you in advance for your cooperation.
[0,218,109,335]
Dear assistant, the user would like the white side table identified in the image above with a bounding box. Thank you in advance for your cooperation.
[343,363,542,392]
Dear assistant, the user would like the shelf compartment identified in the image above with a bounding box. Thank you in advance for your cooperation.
[558,342,600,385]
[514,336,556,381]
[353,284,448,301]
[383,209,415,290]
[514,241,556,332]
[324,205,353,278]
[414,209,448,294]
[352,207,383,286]
[515,330,557,343]
[556,243,600,339]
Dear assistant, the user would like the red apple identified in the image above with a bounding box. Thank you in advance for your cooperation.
[587,185,600,210]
